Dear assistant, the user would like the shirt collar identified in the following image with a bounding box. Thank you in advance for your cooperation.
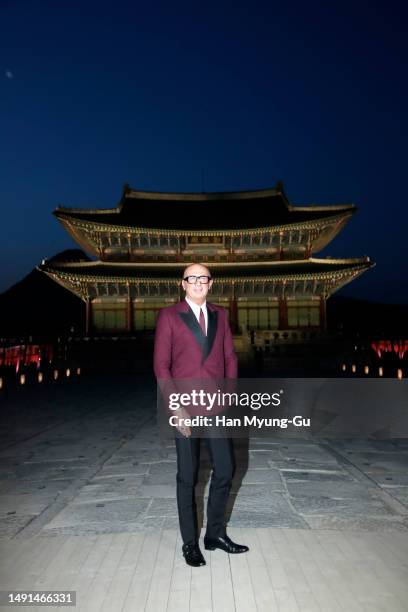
[185,297,207,315]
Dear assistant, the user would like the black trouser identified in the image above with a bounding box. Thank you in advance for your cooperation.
[175,434,235,545]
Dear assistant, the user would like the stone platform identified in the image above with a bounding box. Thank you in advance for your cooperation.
[0,374,407,610]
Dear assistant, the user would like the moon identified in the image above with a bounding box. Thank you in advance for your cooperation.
[5,70,14,79]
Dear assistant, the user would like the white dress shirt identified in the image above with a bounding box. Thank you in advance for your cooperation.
[185,297,208,335]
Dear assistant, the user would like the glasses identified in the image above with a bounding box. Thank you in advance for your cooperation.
[183,275,211,284]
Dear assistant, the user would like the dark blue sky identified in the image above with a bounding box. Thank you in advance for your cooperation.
[1,0,407,302]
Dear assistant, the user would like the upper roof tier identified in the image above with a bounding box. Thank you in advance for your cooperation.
[54,183,356,231]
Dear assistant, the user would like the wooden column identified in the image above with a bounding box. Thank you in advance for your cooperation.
[85,299,92,336]
[229,297,238,334]
[278,298,288,329]
[126,297,134,333]
[319,296,327,331]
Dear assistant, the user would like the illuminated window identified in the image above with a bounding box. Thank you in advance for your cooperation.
[237,302,279,330]
[93,303,126,331]
[287,301,320,327]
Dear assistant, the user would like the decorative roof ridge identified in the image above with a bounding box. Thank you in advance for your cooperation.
[121,182,286,204]
[39,256,374,271]
[290,204,356,212]
[309,256,373,266]
[53,184,287,215]
[54,206,119,215]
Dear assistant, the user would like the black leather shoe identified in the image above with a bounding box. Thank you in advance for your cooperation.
[204,534,249,554]
[182,543,206,567]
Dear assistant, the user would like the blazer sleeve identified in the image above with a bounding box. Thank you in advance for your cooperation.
[153,308,173,380]
[154,308,180,418]
[223,309,238,379]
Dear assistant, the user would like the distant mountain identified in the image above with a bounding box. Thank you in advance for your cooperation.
[0,250,88,337]
[327,295,408,336]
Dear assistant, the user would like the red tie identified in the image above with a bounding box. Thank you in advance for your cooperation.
[199,307,206,335]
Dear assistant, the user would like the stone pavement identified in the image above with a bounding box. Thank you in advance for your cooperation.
[0,374,407,610]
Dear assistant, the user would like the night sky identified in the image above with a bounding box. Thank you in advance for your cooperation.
[1,1,407,302]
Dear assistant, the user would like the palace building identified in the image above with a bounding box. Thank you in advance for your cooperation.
[39,183,374,340]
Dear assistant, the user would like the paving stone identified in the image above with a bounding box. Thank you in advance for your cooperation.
[247,448,283,461]
[42,516,166,536]
[72,476,145,504]
[142,473,177,485]
[387,487,408,507]
[238,468,284,485]
[229,490,294,514]
[0,494,56,516]
[272,461,344,473]
[146,498,178,517]
[391,439,408,449]
[45,498,150,529]
[0,457,25,469]
[0,479,72,495]
[26,448,104,462]
[0,513,37,538]
[290,494,397,517]
[159,449,178,461]
[0,467,21,479]
[115,439,163,453]
[285,481,372,499]
[282,470,353,483]
[137,484,176,498]
[235,480,286,496]
[162,516,180,529]
[375,473,408,486]
[92,463,149,478]
[228,510,308,529]
[279,453,340,467]
[27,460,95,474]
[368,440,405,451]
[357,456,408,470]
[15,463,89,481]
[303,515,408,531]
[147,461,177,474]
[248,439,281,448]
[331,440,397,452]
[247,452,274,468]
[343,450,408,462]
[129,516,167,532]
[104,450,158,465]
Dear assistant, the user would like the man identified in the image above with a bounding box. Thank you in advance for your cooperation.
[154,263,249,567]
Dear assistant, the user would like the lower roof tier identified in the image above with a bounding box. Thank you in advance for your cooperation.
[39,258,374,301]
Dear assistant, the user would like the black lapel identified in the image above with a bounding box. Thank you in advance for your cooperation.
[203,307,218,361]
[178,307,206,355]
[178,304,218,363]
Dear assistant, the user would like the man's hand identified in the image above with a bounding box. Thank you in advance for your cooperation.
[173,408,192,438]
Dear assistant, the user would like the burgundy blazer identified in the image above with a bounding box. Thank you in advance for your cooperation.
[153,300,237,381]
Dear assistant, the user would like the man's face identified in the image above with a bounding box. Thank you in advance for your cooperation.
[181,264,213,305]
